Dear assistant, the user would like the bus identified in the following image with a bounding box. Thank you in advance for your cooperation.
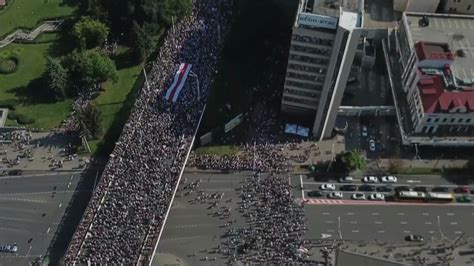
[395,191,453,203]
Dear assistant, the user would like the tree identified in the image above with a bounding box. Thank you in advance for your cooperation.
[73,17,110,49]
[66,50,118,93]
[388,158,403,174]
[130,21,153,62]
[156,0,192,26]
[77,103,102,139]
[336,150,367,172]
[45,57,68,100]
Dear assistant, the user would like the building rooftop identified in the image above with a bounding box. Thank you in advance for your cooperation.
[406,13,474,81]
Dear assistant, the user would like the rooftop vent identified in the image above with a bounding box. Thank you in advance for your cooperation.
[456,49,467,57]
[419,16,430,27]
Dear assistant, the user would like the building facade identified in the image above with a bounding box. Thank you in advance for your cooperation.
[393,0,441,13]
[441,0,474,15]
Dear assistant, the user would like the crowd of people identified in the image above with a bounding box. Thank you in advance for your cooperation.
[224,172,308,263]
[64,0,232,264]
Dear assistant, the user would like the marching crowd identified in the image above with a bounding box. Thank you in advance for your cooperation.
[64,0,231,264]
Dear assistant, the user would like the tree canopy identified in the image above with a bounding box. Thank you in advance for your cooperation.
[77,102,102,139]
[73,17,109,49]
[336,150,367,172]
[45,56,68,100]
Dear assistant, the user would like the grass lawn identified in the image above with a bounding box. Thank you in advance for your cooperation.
[0,0,76,37]
[194,145,241,156]
[0,42,71,128]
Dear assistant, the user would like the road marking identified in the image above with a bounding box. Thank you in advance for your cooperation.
[428,231,435,234]
[327,229,335,233]
[322,212,330,215]
[400,221,408,225]
[349,221,357,224]
[425,222,432,225]
[422,213,429,216]
[455,231,463,234]
[377,230,385,233]
[397,213,405,216]
[347,212,354,215]
[375,221,382,224]
[404,230,411,233]
[447,213,454,216]
[321,233,332,239]
[450,222,458,225]
[46,227,51,234]
[325,221,334,224]
[352,230,359,233]
[372,213,379,216]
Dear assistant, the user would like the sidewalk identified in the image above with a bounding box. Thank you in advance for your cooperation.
[0,20,62,49]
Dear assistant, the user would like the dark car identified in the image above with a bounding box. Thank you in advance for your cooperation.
[432,187,449,192]
[405,234,424,242]
[340,185,357,191]
[7,170,23,176]
[359,185,375,192]
[395,186,411,192]
[453,186,470,194]
[414,186,428,192]
[471,189,474,195]
[307,190,324,197]
[376,186,392,192]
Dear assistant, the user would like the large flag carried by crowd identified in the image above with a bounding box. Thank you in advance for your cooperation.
[164,63,193,102]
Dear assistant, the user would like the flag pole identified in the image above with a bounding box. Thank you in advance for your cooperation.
[143,68,151,90]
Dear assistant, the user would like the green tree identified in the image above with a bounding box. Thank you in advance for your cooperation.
[130,22,153,62]
[336,150,367,172]
[66,50,118,93]
[77,103,102,139]
[73,17,110,49]
[45,57,68,100]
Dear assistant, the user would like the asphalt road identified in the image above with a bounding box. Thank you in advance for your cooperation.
[0,172,81,265]
[305,204,474,245]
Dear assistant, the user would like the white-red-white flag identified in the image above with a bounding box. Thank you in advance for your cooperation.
[164,63,193,102]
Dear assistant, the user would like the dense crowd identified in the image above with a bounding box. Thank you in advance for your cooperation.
[225,172,308,263]
[64,0,231,264]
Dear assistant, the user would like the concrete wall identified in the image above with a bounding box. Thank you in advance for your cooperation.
[442,0,474,15]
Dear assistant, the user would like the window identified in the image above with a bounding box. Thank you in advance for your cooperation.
[451,118,456,123]
[434,118,439,123]
[426,118,431,123]
[442,118,447,123]
[467,119,472,123]
[458,118,463,123]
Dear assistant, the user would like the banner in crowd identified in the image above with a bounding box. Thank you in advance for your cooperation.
[285,124,298,134]
[224,113,244,133]
[164,63,193,102]
[285,124,309,137]
[296,126,309,137]
[200,132,213,146]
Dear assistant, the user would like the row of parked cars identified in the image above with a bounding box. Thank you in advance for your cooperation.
[308,190,385,200]
[338,175,397,183]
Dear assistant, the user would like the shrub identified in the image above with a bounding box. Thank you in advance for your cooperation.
[7,111,18,120]
[0,99,18,110]
[16,114,35,124]
[0,56,19,74]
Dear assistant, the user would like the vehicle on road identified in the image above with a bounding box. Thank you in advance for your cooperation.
[351,193,366,200]
[432,187,449,192]
[320,184,336,191]
[338,176,354,183]
[7,170,22,176]
[405,234,424,242]
[395,186,411,192]
[361,125,368,137]
[0,243,17,253]
[395,191,453,203]
[376,186,392,192]
[380,176,397,183]
[369,140,375,151]
[368,193,385,201]
[456,196,472,203]
[307,190,324,197]
[362,176,378,183]
[359,185,375,192]
[454,186,470,194]
[340,185,357,191]
[414,186,428,192]
[327,192,343,199]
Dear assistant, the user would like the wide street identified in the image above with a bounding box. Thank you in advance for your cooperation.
[0,171,82,266]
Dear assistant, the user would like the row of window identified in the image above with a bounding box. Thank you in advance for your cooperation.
[287,71,325,82]
[289,54,329,65]
[292,34,334,47]
[283,96,318,106]
[291,44,331,57]
[285,79,323,90]
[426,117,473,124]
[287,63,326,75]
[284,88,319,98]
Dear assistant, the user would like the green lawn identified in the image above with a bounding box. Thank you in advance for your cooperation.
[194,145,241,156]
[0,42,71,128]
[0,0,76,37]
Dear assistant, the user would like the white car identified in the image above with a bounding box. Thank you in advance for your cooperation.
[328,192,343,199]
[351,193,366,200]
[338,176,354,183]
[381,176,397,183]
[369,139,376,151]
[320,183,336,191]
[361,125,368,137]
[362,176,378,183]
[369,193,385,201]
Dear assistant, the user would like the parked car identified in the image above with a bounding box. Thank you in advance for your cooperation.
[395,186,411,192]
[7,170,22,176]
[414,186,428,192]
[405,234,424,242]
[361,125,368,137]
[320,184,336,191]
[454,186,470,194]
[368,193,385,201]
[327,192,343,199]
[432,187,449,192]
[351,193,366,200]
[456,196,472,203]
[380,176,397,183]
[339,176,354,183]
[359,185,375,192]
[362,176,378,183]
[369,139,376,151]
[376,186,392,192]
[307,190,324,197]
[340,185,357,191]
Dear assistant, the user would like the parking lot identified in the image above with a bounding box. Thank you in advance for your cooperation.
[0,171,81,265]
